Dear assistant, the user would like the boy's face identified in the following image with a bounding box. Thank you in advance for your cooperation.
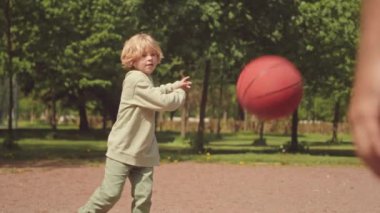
[133,50,159,75]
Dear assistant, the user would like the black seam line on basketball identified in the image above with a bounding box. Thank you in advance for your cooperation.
[241,62,284,102]
[251,81,302,99]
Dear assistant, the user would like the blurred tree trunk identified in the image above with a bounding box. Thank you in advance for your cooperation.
[169,111,175,121]
[193,59,211,153]
[288,109,299,152]
[259,121,265,141]
[102,106,107,131]
[253,120,267,146]
[216,71,224,139]
[3,0,15,149]
[97,95,108,130]
[244,110,249,131]
[331,99,340,143]
[180,93,188,138]
[78,90,89,131]
[50,98,57,130]
[235,104,245,133]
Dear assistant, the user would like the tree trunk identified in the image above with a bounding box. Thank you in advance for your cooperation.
[244,110,249,131]
[78,90,89,131]
[102,105,107,130]
[331,99,340,143]
[216,71,224,139]
[180,93,188,138]
[109,99,118,124]
[50,98,57,130]
[235,103,245,133]
[288,109,299,152]
[13,78,18,129]
[259,121,265,141]
[30,104,36,123]
[253,121,267,146]
[0,78,5,124]
[100,95,112,130]
[169,111,175,121]
[3,0,14,149]
[194,60,211,153]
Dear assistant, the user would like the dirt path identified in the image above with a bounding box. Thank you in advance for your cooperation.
[1,162,380,213]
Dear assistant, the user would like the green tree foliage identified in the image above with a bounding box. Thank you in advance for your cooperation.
[296,0,360,142]
[1,0,361,151]
[296,0,360,102]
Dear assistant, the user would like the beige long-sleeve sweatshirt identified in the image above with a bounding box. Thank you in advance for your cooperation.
[106,70,186,167]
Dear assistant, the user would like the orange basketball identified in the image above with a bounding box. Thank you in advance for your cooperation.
[236,55,303,120]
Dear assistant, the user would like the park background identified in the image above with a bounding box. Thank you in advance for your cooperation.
[0,0,361,166]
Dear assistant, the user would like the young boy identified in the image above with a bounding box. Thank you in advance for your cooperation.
[78,33,191,213]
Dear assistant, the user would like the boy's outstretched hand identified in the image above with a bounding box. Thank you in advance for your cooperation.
[178,76,192,90]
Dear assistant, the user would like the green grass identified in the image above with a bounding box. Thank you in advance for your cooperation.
[0,129,361,167]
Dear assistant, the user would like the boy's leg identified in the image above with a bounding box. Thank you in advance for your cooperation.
[129,167,154,213]
[78,158,131,213]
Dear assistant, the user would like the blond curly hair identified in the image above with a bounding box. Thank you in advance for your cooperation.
[120,33,164,70]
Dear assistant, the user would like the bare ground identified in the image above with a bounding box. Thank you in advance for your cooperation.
[1,162,380,213]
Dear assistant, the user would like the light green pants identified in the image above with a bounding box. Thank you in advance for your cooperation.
[78,158,153,213]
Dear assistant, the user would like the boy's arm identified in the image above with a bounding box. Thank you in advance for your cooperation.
[159,81,182,94]
[129,80,186,112]
[159,76,192,94]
